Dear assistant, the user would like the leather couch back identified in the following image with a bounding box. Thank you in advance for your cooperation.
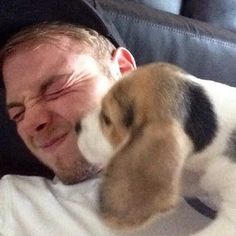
[183,0,236,33]
[129,0,236,33]
[99,0,236,86]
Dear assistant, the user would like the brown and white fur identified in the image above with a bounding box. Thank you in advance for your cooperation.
[77,62,236,236]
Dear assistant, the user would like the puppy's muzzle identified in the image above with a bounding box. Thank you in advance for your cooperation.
[77,109,114,170]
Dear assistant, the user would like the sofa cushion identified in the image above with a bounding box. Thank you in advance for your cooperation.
[182,0,236,33]
[99,0,236,86]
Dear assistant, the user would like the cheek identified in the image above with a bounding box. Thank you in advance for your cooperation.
[72,78,112,116]
[93,77,113,102]
[16,126,36,152]
[16,124,30,143]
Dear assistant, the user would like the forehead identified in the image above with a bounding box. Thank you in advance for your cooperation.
[3,35,89,75]
[3,37,95,98]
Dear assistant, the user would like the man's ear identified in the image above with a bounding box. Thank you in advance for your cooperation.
[112,47,136,75]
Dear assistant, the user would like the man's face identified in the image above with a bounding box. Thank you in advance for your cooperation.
[2,37,115,184]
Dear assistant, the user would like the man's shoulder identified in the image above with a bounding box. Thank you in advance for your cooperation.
[0,174,56,202]
[0,175,112,236]
[1,174,48,187]
[0,174,100,199]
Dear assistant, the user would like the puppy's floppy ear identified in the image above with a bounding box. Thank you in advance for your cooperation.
[99,120,187,229]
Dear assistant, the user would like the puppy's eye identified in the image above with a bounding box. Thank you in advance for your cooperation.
[101,111,111,126]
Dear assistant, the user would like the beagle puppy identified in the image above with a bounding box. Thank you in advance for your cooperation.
[77,62,236,236]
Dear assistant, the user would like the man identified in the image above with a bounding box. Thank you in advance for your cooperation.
[0,1,212,235]
[1,22,136,185]
[0,0,130,182]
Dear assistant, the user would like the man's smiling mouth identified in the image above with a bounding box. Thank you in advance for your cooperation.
[38,132,69,151]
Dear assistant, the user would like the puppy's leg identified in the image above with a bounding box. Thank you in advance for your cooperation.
[191,156,236,236]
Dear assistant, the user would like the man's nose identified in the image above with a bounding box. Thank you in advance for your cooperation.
[23,104,52,134]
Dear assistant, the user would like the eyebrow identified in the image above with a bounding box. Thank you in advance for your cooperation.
[6,74,70,111]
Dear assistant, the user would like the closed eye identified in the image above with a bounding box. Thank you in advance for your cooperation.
[41,74,74,101]
[44,89,65,100]
[10,110,25,123]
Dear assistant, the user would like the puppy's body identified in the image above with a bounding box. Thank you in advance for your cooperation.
[78,63,236,236]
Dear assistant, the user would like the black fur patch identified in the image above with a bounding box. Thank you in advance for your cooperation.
[184,83,218,152]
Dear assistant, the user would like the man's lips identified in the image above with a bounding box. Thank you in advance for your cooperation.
[38,132,68,150]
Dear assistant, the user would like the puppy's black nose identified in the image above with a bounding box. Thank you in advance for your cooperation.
[75,122,81,134]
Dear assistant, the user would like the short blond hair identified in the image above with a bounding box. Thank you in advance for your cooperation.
[0,22,116,76]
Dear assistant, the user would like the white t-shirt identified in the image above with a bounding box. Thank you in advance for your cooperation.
[0,175,211,236]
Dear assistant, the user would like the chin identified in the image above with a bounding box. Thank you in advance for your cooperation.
[55,160,102,185]
[57,174,81,185]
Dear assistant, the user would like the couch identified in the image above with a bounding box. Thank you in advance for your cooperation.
[1,0,236,178]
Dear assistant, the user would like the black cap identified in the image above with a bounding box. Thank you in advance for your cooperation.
[0,0,124,48]
[0,0,124,88]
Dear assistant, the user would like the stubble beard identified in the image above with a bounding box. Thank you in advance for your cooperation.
[55,153,101,185]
